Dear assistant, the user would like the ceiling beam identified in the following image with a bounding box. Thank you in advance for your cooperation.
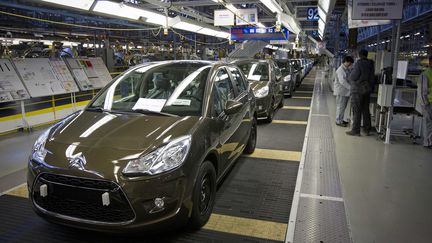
[141,0,214,23]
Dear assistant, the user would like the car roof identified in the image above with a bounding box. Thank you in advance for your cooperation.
[231,59,272,64]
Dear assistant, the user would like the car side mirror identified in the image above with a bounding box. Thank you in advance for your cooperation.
[224,100,243,115]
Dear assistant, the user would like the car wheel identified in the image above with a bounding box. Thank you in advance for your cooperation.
[278,96,284,108]
[244,117,257,154]
[265,100,275,123]
[188,161,216,229]
[287,84,293,98]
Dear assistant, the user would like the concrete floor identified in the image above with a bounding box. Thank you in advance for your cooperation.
[0,128,44,178]
[325,89,432,243]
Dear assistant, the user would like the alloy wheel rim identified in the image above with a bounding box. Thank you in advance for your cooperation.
[199,175,212,215]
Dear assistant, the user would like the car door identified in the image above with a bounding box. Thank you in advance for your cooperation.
[227,66,251,146]
[212,67,243,170]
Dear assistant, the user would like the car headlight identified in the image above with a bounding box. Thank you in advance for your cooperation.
[284,75,292,82]
[31,128,51,163]
[253,86,269,98]
[123,135,192,176]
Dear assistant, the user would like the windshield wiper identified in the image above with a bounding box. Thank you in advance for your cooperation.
[132,109,179,117]
[85,106,106,112]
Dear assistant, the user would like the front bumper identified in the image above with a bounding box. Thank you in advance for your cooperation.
[282,81,293,93]
[27,160,191,232]
[255,96,271,117]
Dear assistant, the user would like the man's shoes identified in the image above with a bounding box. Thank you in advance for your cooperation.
[336,122,347,127]
[342,120,349,125]
[346,130,361,136]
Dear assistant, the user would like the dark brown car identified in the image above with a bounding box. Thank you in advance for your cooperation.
[232,59,284,122]
[27,61,257,232]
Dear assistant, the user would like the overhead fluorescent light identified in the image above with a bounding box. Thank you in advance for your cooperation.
[225,4,239,13]
[279,13,301,34]
[93,1,169,25]
[198,28,219,36]
[41,0,95,11]
[169,16,203,32]
[260,0,283,13]
[215,32,231,39]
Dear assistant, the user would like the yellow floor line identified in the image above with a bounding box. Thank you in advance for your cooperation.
[244,148,301,162]
[204,213,287,241]
[292,96,312,99]
[5,184,28,198]
[272,120,308,125]
[282,106,310,110]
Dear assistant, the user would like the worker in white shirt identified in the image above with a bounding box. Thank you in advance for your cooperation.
[334,56,354,126]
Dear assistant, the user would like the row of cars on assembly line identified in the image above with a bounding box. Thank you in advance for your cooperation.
[27,58,314,233]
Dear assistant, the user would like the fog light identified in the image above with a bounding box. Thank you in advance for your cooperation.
[154,198,164,208]
[40,184,48,197]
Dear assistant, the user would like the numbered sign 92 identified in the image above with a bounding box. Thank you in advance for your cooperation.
[307,7,319,20]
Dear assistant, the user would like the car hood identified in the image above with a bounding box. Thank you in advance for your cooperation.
[42,111,200,179]
[48,111,199,150]
[249,81,269,91]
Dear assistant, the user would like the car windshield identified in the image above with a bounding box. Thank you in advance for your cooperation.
[88,62,211,116]
[276,61,291,75]
[236,62,269,82]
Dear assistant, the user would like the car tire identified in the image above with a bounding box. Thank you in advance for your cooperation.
[278,96,284,108]
[188,161,216,229]
[287,84,293,98]
[244,117,257,154]
[265,100,275,123]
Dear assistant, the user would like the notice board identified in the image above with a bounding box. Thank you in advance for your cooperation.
[77,57,112,89]
[13,58,79,97]
[352,0,403,20]
[0,59,30,103]
[65,58,93,91]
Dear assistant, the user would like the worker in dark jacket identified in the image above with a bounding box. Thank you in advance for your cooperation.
[346,49,375,136]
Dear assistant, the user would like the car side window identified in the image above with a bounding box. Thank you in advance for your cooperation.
[211,87,223,117]
[228,67,247,94]
[214,68,235,110]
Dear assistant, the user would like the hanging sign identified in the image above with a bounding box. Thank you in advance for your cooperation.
[306,7,319,20]
[235,8,258,25]
[230,27,289,41]
[214,9,235,26]
[352,0,403,20]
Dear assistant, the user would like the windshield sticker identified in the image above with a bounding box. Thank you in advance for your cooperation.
[248,75,262,81]
[171,99,192,106]
[132,98,166,112]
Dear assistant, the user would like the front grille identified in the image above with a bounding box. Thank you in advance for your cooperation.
[33,173,135,224]
[40,173,116,190]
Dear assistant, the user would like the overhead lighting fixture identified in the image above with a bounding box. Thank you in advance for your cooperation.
[198,28,220,36]
[41,0,95,11]
[260,0,283,13]
[169,16,204,32]
[225,4,239,13]
[279,13,301,34]
[257,22,266,28]
[215,32,231,39]
[93,1,169,25]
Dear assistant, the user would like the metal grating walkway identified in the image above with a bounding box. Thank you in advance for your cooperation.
[288,69,352,243]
